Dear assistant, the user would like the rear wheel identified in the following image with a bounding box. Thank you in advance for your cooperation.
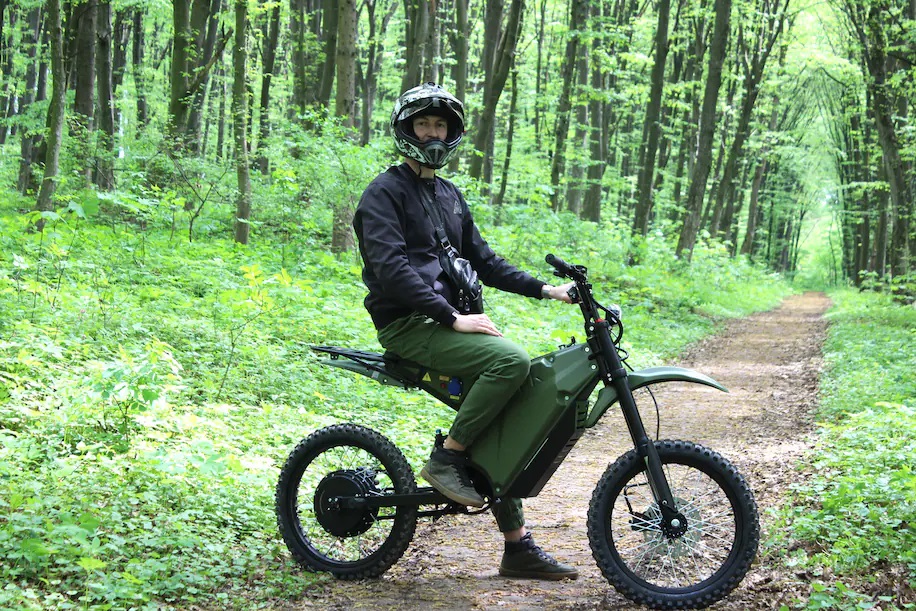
[275,424,418,579]
[588,440,759,609]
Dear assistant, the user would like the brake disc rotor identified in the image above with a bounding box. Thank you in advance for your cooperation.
[638,498,701,558]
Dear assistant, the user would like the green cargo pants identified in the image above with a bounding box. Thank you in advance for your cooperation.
[378,313,528,532]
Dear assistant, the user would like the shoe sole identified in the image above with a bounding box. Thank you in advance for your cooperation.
[498,567,579,581]
[419,466,486,508]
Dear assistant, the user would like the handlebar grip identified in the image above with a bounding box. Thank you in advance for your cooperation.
[545,253,573,274]
[546,253,588,282]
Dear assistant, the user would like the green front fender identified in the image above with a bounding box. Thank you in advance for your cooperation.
[585,366,728,428]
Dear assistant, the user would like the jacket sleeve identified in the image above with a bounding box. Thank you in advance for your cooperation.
[355,180,458,326]
[457,192,546,299]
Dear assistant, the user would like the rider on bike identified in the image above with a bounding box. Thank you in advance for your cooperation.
[352,82,578,580]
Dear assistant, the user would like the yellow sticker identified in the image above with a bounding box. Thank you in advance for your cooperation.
[422,373,431,382]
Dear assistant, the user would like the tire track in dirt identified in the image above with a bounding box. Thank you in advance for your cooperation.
[281,292,831,610]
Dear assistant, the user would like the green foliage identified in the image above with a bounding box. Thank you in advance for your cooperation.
[774,289,916,609]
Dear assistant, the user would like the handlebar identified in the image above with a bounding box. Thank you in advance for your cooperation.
[545,254,587,281]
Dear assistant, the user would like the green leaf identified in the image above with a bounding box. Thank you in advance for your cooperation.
[77,557,107,572]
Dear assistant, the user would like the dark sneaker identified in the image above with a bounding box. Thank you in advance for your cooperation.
[419,448,485,508]
[499,533,578,580]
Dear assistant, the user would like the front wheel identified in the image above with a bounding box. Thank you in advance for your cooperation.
[588,440,759,609]
[275,423,418,579]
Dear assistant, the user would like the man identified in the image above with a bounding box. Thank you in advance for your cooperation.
[352,82,577,580]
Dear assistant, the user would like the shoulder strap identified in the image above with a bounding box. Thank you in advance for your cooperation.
[416,181,456,252]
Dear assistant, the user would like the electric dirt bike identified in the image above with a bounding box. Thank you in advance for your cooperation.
[275,254,760,609]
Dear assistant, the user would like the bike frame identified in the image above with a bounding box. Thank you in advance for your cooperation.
[311,256,727,523]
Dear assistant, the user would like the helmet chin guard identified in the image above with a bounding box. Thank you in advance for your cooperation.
[391,83,465,169]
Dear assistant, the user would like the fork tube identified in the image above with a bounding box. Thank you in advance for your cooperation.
[590,319,677,511]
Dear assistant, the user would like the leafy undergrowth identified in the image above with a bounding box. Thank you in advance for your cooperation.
[0,198,790,609]
[774,290,916,610]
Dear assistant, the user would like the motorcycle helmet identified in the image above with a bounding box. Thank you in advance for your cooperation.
[391,82,465,169]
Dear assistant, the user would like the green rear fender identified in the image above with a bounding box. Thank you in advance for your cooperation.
[585,366,728,428]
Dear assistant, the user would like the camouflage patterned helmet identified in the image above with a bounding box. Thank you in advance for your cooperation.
[391,82,465,169]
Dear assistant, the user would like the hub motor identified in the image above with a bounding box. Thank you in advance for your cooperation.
[313,468,381,537]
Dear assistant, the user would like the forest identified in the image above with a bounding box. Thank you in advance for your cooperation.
[0,0,914,607]
[0,0,911,285]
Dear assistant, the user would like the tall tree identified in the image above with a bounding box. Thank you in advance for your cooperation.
[185,0,223,151]
[133,10,148,127]
[632,0,672,235]
[467,0,524,183]
[36,0,66,228]
[401,0,431,91]
[17,5,43,194]
[549,0,587,210]
[72,0,97,183]
[335,0,357,124]
[447,0,468,170]
[357,0,397,146]
[96,0,116,189]
[257,0,282,171]
[318,0,339,106]
[233,0,252,244]
[169,0,227,148]
[676,0,731,259]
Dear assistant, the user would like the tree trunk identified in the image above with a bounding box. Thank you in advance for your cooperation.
[72,0,97,184]
[334,0,357,125]
[401,0,430,92]
[567,41,589,216]
[257,0,281,171]
[73,0,98,121]
[17,6,43,195]
[447,0,468,170]
[95,0,115,190]
[633,0,671,236]
[862,3,911,278]
[170,0,192,141]
[233,0,252,244]
[468,0,524,183]
[675,0,730,259]
[289,0,306,117]
[36,0,66,228]
[582,27,607,223]
[133,10,148,127]
[318,0,338,107]
[491,68,519,211]
[216,62,227,159]
[0,1,15,146]
[533,0,547,151]
[185,0,222,152]
[549,0,586,210]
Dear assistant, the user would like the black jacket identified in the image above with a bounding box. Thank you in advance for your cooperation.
[353,163,545,330]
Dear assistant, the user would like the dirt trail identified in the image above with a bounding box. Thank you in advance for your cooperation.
[283,292,831,610]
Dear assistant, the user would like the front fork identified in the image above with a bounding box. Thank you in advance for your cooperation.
[591,319,687,538]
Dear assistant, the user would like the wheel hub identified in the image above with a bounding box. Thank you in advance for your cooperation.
[634,497,698,553]
[313,468,381,537]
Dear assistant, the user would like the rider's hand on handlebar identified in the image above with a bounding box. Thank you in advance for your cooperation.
[543,281,577,304]
[452,312,504,337]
